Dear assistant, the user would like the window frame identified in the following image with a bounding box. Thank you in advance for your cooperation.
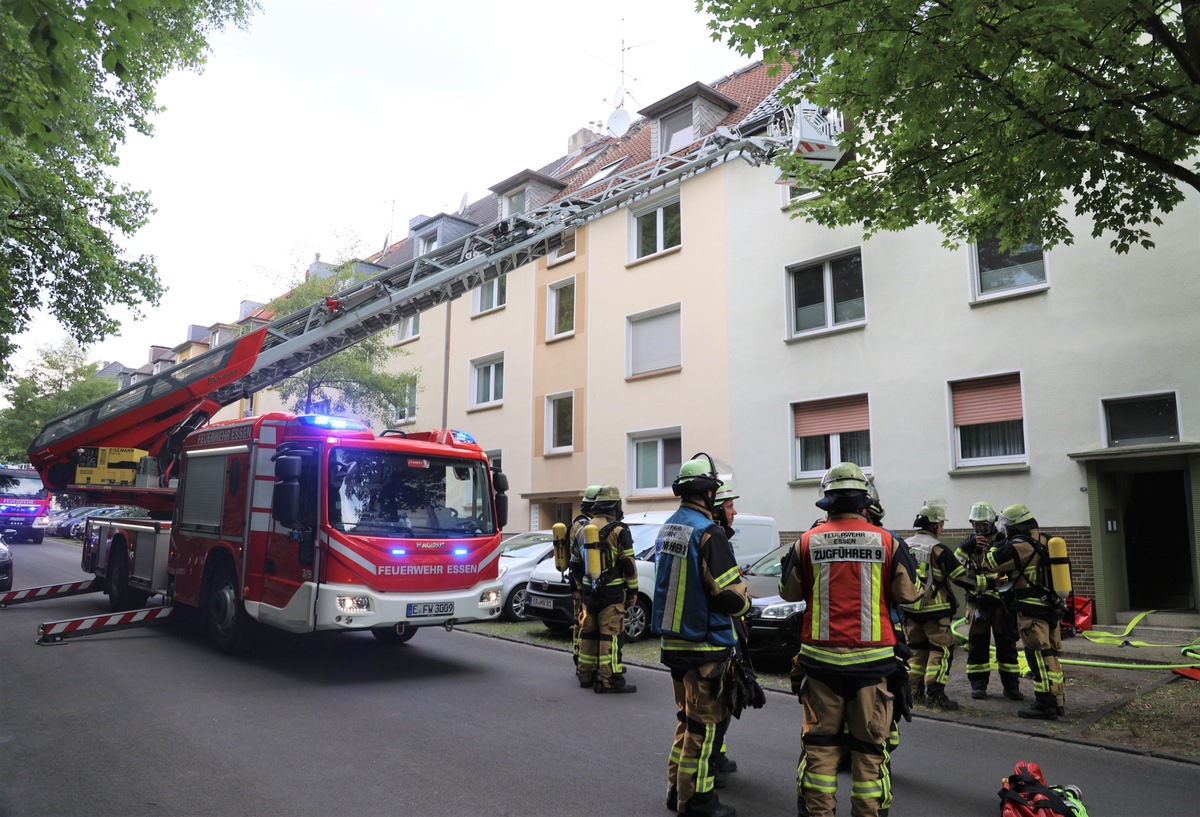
[627,303,682,377]
[628,427,683,496]
[630,195,682,261]
[791,394,873,480]
[470,353,505,409]
[660,105,694,153]
[786,249,866,338]
[546,276,576,340]
[473,275,508,315]
[391,313,420,345]
[548,229,577,264]
[970,231,1049,303]
[949,373,1028,467]
[545,390,574,454]
[1102,391,1181,447]
[417,232,438,256]
[394,380,417,425]
[503,187,527,217]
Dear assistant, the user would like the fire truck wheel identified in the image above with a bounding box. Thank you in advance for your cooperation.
[372,625,417,645]
[205,562,254,654]
[106,549,150,612]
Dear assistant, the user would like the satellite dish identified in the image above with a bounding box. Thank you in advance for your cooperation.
[458,192,469,214]
[612,84,625,107]
[607,108,631,138]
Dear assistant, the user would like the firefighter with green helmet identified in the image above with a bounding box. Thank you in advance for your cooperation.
[899,503,970,710]
[953,501,1024,702]
[779,461,918,817]
[572,484,638,693]
[985,503,1065,719]
[710,478,742,790]
[567,485,602,675]
[654,454,749,817]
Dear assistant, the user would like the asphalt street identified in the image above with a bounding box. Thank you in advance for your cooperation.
[2,539,1198,816]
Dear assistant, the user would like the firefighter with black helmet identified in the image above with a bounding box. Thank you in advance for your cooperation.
[985,504,1065,720]
[780,462,918,817]
[567,485,601,675]
[954,501,1024,702]
[900,503,970,711]
[654,455,749,817]
[572,484,638,693]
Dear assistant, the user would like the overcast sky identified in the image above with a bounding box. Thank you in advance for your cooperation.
[15,0,755,373]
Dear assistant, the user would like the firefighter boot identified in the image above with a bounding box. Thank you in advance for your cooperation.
[970,683,989,700]
[594,677,637,693]
[1018,692,1059,720]
[712,753,737,788]
[681,790,735,817]
[1002,683,1025,702]
[666,788,677,812]
[910,679,926,706]
[926,683,960,711]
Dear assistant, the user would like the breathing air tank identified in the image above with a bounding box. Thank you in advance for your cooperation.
[584,523,601,582]
[552,522,569,572]
[1047,536,1072,597]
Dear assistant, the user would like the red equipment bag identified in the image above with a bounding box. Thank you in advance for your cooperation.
[1060,594,1094,637]
[999,762,1086,817]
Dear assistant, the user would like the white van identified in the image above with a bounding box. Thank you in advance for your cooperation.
[622,510,780,569]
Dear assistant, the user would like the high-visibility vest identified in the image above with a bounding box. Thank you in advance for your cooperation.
[653,504,737,651]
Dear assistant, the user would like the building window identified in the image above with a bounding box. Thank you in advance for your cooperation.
[418,233,437,255]
[547,277,575,339]
[792,394,871,478]
[630,430,683,494]
[474,275,507,314]
[583,157,627,188]
[628,305,681,376]
[784,183,820,205]
[789,251,865,336]
[471,354,504,408]
[1104,393,1179,446]
[391,313,420,344]
[546,391,573,452]
[950,373,1026,466]
[486,449,502,475]
[633,198,681,260]
[549,229,576,263]
[661,106,693,153]
[395,381,417,424]
[973,232,1046,298]
[503,188,527,217]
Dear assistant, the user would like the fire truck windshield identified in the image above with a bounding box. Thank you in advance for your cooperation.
[0,469,49,500]
[328,449,495,537]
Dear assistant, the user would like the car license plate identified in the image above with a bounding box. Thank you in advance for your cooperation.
[528,595,554,610]
[407,602,454,617]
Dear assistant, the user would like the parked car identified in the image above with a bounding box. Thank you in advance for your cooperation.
[622,510,780,569]
[496,531,556,620]
[740,543,805,664]
[69,506,149,539]
[0,529,14,591]
[47,505,104,538]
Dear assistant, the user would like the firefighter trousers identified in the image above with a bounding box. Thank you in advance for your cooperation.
[797,673,894,817]
[667,661,728,811]
[1017,612,1064,709]
[902,615,955,693]
[577,600,627,687]
[965,597,1021,691]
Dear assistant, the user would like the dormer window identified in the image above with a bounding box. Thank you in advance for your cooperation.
[418,232,437,255]
[661,106,693,153]
[503,188,527,217]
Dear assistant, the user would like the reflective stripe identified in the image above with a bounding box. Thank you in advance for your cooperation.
[799,643,894,667]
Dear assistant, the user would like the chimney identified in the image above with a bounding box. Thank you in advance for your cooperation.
[568,126,604,153]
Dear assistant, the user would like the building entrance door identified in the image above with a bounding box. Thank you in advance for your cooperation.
[1121,469,1194,610]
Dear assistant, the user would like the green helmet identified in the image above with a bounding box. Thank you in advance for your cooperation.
[865,476,884,522]
[914,503,947,528]
[714,480,739,505]
[593,484,621,503]
[580,484,602,511]
[820,462,869,494]
[999,503,1034,526]
[673,454,722,497]
[968,501,997,523]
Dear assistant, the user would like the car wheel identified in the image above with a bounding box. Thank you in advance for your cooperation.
[29,531,43,544]
[623,595,651,642]
[372,626,417,645]
[204,561,254,654]
[504,582,529,621]
[106,548,150,612]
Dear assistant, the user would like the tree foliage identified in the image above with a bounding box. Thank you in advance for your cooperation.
[701,0,1200,253]
[0,340,117,462]
[0,0,259,380]
[265,262,417,430]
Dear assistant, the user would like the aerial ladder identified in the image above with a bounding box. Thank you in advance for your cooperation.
[9,105,842,636]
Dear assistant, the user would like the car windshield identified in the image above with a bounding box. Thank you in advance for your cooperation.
[629,523,663,561]
[328,448,495,537]
[501,534,552,558]
[0,471,48,500]
[746,544,792,576]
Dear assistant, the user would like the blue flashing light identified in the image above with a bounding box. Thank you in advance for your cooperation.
[450,429,476,444]
[391,548,407,556]
[298,414,367,432]
[453,547,468,556]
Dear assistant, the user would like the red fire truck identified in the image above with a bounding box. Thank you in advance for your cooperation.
[0,466,52,543]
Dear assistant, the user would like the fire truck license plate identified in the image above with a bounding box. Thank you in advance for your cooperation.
[408,602,454,617]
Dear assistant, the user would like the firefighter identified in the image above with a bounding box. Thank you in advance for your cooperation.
[954,501,1023,701]
[567,485,601,678]
[655,455,749,817]
[899,503,970,711]
[573,484,638,693]
[985,504,1065,720]
[780,462,918,817]
[710,479,742,789]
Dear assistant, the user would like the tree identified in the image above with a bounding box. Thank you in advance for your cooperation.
[701,0,1200,253]
[0,0,259,381]
[0,340,117,463]
[265,261,418,429]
